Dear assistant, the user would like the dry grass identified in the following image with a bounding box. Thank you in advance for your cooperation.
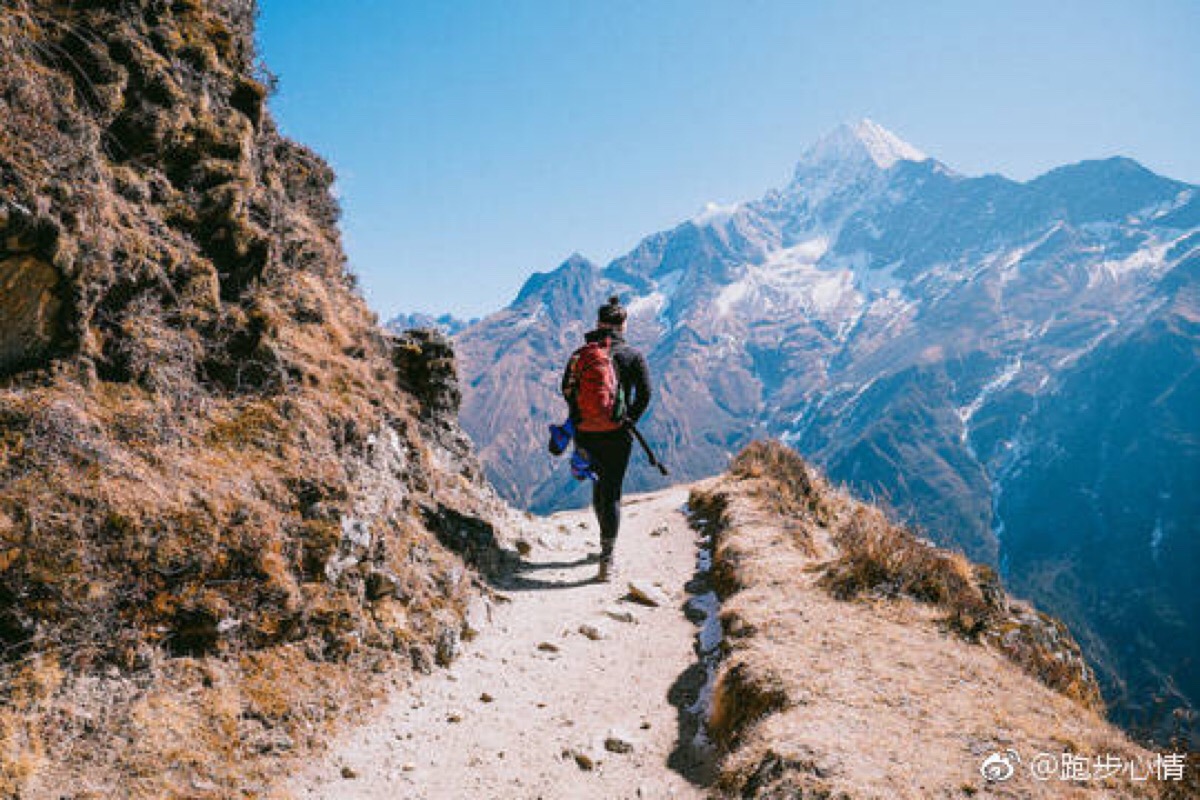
[0,2,507,795]
[823,503,1001,638]
[728,439,835,531]
[732,440,1104,711]
[696,440,1177,798]
[0,646,405,798]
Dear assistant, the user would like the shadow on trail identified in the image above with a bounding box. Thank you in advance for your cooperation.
[514,555,601,571]
[668,660,716,785]
[496,571,602,592]
[666,516,719,788]
[420,500,605,594]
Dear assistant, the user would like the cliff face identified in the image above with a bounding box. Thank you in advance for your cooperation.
[0,1,506,794]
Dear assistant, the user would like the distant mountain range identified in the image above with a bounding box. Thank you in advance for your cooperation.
[386,311,474,336]
[389,120,1200,742]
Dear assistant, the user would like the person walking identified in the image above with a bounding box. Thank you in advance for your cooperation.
[561,296,652,582]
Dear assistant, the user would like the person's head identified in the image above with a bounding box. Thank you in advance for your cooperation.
[597,295,627,332]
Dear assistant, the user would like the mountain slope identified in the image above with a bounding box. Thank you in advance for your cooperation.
[433,120,1200,742]
[0,1,509,794]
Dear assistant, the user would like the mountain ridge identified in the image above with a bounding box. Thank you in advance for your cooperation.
[395,120,1200,744]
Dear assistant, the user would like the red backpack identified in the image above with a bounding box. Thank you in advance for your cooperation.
[564,338,625,432]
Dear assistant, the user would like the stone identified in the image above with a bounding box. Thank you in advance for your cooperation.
[340,766,358,779]
[480,692,494,703]
[537,641,560,653]
[627,580,669,607]
[515,539,533,556]
[604,729,636,754]
[0,254,65,376]
[409,644,434,674]
[578,622,607,641]
[650,523,669,537]
[604,606,638,624]
[251,727,294,754]
[570,747,599,771]
[435,626,461,666]
[447,711,463,723]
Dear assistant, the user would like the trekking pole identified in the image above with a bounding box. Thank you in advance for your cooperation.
[628,424,669,476]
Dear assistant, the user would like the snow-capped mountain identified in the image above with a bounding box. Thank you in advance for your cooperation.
[433,120,1200,742]
[386,311,474,336]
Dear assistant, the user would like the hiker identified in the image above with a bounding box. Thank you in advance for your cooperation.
[561,296,652,581]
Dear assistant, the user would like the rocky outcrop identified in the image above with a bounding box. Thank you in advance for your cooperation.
[0,202,65,375]
[390,328,480,481]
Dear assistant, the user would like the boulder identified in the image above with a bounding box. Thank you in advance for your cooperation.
[0,254,64,376]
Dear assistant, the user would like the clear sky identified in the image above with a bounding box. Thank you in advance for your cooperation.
[256,0,1200,320]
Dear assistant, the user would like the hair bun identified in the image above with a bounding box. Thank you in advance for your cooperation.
[597,295,628,326]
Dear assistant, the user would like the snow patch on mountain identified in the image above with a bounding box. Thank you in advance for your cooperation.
[693,201,740,227]
[627,290,667,322]
[958,357,1023,453]
[992,224,1065,287]
[800,118,926,171]
[713,238,861,323]
[1087,238,1173,287]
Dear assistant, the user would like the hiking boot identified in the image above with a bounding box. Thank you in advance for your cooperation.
[596,556,618,583]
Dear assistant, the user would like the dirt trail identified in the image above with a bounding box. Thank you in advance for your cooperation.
[291,486,714,799]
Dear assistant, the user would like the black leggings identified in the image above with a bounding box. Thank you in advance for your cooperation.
[575,429,633,551]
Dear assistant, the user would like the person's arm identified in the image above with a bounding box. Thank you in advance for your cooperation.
[561,354,579,421]
[561,357,573,399]
[625,352,652,423]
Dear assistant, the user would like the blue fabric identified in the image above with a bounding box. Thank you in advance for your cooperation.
[548,418,575,456]
[570,449,598,482]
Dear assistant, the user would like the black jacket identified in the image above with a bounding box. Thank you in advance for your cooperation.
[561,329,652,424]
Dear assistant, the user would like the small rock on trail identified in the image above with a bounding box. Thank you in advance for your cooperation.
[627,580,670,607]
[605,605,639,623]
[579,622,607,640]
[604,728,637,754]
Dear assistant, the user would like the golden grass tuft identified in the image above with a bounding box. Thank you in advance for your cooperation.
[708,658,789,750]
[822,503,1000,638]
[728,439,834,526]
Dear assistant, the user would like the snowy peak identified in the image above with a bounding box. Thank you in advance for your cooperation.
[798,118,927,172]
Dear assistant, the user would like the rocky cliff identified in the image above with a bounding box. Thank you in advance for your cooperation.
[0,1,509,795]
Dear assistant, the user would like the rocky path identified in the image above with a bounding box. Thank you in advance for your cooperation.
[291,486,714,799]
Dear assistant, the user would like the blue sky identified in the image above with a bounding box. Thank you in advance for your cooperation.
[257,0,1200,319]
